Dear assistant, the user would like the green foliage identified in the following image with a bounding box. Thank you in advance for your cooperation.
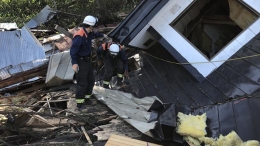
[0,0,142,29]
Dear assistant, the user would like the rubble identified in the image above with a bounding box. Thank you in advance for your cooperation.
[4,1,259,146]
[0,83,135,145]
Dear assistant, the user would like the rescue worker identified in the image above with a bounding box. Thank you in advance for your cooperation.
[96,42,128,89]
[70,15,107,110]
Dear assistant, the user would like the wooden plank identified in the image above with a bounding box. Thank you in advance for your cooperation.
[17,83,46,94]
[38,99,69,103]
[81,126,93,145]
[105,135,161,146]
[55,25,73,39]
[22,108,56,127]
[0,64,47,89]
[26,103,48,126]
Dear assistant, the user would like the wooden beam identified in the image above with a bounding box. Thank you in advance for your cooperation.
[0,64,48,89]
[105,135,161,146]
[17,83,46,94]
[22,108,56,127]
[38,99,69,103]
[26,103,48,126]
[55,25,73,39]
[81,126,93,145]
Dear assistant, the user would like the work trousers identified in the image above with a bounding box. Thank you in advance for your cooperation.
[103,58,124,82]
[75,57,95,103]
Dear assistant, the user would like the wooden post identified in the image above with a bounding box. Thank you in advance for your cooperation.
[81,126,93,145]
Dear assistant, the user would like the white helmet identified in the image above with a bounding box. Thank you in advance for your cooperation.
[109,44,120,53]
[109,44,120,57]
[83,15,98,26]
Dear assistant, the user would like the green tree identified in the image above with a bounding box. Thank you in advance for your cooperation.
[0,0,141,29]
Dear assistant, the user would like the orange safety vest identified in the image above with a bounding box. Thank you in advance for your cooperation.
[73,28,88,38]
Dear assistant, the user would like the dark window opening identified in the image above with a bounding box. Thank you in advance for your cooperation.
[171,0,258,59]
[143,38,154,46]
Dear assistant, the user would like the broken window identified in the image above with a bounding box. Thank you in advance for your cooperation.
[171,0,258,59]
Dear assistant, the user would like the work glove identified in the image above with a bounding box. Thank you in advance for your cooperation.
[103,34,108,38]
[124,70,129,78]
[72,64,79,73]
[98,60,103,66]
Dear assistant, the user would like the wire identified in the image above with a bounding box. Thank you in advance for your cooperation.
[142,51,260,65]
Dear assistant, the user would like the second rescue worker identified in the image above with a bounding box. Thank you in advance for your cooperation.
[70,15,107,110]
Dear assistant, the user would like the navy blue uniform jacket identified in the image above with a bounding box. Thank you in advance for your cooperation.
[70,28,104,65]
[96,44,128,71]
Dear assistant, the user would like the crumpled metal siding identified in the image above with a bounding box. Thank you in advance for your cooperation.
[26,5,56,29]
[0,26,46,69]
[0,66,11,80]
[0,59,48,80]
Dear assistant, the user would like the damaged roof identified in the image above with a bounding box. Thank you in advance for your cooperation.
[0,5,58,89]
[0,26,46,70]
[107,0,260,143]
[26,5,56,29]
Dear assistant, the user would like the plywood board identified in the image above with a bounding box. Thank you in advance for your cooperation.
[105,135,161,146]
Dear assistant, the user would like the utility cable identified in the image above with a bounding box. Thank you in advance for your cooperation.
[142,51,260,65]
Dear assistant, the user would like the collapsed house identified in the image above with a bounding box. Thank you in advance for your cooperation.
[1,0,260,145]
[0,5,56,91]
[107,0,260,144]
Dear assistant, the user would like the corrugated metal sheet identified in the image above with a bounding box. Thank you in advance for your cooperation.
[8,65,23,75]
[0,23,18,30]
[45,50,60,58]
[0,26,46,69]
[0,59,48,80]
[26,5,56,29]
[43,43,53,52]
[45,51,74,87]
[0,66,11,80]
[21,59,49,72]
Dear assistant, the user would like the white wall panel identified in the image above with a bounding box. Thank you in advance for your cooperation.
[129,25,157,49]
[249,18,260,34]
[131,0,260,78]
[242,0,260,13]
[149,16,216,77]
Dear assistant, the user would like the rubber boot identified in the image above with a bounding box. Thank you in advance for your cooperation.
[116,77,123,87]
[103,83,110,89]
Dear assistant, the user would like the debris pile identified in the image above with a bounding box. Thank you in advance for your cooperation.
[0,83,143,145]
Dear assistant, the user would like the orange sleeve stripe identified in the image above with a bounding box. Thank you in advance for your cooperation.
[102,43,106,50]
